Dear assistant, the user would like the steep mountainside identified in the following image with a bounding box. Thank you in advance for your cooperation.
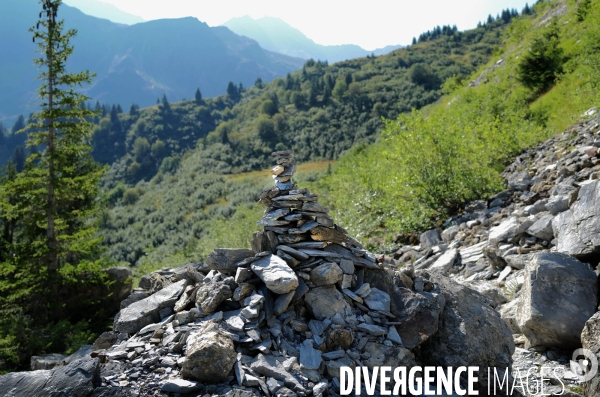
[0,0,304,122]
[222,16,402,62]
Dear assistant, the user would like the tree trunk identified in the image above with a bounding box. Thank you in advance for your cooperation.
[46,10,57,274]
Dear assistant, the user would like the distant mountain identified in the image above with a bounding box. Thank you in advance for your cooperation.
[62,0,144,25]
[222,16,402,63]
[0,0,304,122]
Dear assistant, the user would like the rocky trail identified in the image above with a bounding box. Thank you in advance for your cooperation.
[2,112,600,397]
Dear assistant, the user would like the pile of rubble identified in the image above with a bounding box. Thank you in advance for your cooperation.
[5,111,600,397]
[0,151,517,397]
[393,111,600,396]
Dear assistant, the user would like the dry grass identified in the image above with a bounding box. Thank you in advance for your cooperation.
[225,160,335,182]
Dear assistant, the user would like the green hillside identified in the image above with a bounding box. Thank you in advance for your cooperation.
[94,11,521,272]
[316,0,600,249]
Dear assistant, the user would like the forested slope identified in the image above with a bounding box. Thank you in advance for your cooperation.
[91,12,523,272]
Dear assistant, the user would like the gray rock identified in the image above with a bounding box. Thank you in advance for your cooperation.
[0,356,99,397]
[468,282,508,308]
[323,243,377,268]
[507,171,532,191]
[250,354,305,393]
[503,254,532,270]
[387,325,403,344]
[395,291,445,349]
[363,288,391,312]
[428,248,458,273]
[517,252,598,348]
[499,299,521,334]
[545,197,569,215]
[114,279,188,334]
[362,342,416,369]
[489,217,532,244]
[161,379,202,393]
[339,259,355,274]
[310,263,343,286]
[325,356,354,379]
[30,354,66,370]
[174,284,198,312]
[120,291,149,309]
[458,241,487,264]
[251,255,299,294]
[206,248,255,273]
[581,312,600,396]
[553,180,600,259]
[274,291,295,316]
[420,229,442,250]
[63,345,93,365]
[305,286,351,320]
[196,279,233,313]
[181,323,237,382]
[419,273,514,372]
[441,226,460,243]
[138,272,171,294]
[526,214,554,241]
[299,340,322,370]
[357,323,387,336]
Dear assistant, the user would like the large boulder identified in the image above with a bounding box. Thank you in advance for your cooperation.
[365,268,445,349]
[251,254,298,294]
[419,272,514,370]
[553,180,600,259]
[114,279,188,334]
[0,356,99,397]
[181,322,237,382]
[581,312,600,397]
[517,252,598,348]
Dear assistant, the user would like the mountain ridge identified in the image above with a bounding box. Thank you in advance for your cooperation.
[0,0,304,123]
[62,0,145,25]
[222,15,402,63]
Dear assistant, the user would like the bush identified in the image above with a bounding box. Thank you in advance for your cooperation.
[517,21,564,93]
[122,187,144,205]
[408,63,441,89]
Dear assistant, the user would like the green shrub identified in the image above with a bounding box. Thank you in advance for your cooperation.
[517,21,564,93]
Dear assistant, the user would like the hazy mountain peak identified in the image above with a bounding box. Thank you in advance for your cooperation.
[222,15,401,63]
[62,0,144,25]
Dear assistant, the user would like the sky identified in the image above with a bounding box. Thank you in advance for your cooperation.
[93,0,533,50]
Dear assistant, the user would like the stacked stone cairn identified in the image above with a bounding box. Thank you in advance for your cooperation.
[34,150,512,397]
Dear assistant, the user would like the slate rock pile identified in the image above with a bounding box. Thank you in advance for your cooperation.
[0,150,517,397]
[392,110,600,395]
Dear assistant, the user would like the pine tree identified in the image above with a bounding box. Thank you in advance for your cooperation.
[0,0,108,370]
[194,87,203,104]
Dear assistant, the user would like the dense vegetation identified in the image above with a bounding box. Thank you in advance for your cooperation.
[316,0,600,248]
[85,10,522,269]
[0,0,113,372]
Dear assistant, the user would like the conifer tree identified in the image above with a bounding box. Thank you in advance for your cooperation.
[194,87,203,104]
[0,0,108,370]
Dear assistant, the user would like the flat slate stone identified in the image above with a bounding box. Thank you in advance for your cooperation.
[357,323,387,336]
[115,279,188,334]
[206,248,255,272]
[277,245,310,260]
[299,340,322,370]
[324,244,378,268]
